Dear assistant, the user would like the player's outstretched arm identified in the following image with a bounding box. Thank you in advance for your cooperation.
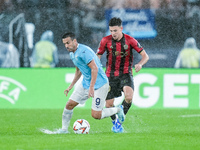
[87,59,98,98]
[135,50,149,73]
[64,67,82,96]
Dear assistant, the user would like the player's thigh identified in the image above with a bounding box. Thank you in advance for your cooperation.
[92,83,109,111]
[120,74,134,90]
[121,74,134,101]
[69,83,88,105]
[106,78,121,100]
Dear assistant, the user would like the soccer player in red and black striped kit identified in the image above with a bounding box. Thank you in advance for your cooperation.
[97,17,149,133]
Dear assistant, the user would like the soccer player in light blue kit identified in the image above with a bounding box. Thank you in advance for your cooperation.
[56,32,125,133]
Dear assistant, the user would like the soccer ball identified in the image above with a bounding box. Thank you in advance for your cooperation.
[73,119,90,134]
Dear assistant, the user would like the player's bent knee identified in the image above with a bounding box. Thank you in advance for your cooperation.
[91,110,101,119]
[105,99,114,108]
[105,103,113,108]
[125,98,132,103]
[124,95,133,103]
[91,113,101,119]
[66,100,79,110]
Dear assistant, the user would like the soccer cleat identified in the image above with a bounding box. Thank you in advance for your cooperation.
[55,128,69,134]
[111,120,116,132]
[111,119,124,133]
[117,105,125,124]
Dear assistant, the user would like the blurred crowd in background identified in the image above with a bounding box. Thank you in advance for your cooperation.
[0,0,200,68]
[0,0,199,11]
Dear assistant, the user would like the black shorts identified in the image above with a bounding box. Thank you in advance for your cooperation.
[106,74,134,100]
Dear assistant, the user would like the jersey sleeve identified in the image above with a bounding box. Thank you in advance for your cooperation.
[81,48,94,65]
[130,37,143,53]
[97,37,107,55]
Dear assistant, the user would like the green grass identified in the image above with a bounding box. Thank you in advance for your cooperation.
[0,108,200,150]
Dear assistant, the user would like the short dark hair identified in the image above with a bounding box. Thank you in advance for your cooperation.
[109,17,122,27]
[62,32,76,40]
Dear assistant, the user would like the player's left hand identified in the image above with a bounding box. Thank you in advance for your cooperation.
[135,64,142,73]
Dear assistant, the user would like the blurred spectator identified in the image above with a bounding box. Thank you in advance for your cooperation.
[0,0,14,12]
[31,30,59,68]
[79,0,105,27]
[168,0,185,18]
[155,0,185,19]
[174,37,200,68]
[149,0,161,9]
[104,0,124,9]
[105,0,148,9]
[0,41,20,67]
[185,0,200,18]
[124,0,144,9]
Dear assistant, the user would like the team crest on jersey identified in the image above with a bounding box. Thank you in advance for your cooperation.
[124,44,128,50]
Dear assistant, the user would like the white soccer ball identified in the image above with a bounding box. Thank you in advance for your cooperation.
[73,119,90,134]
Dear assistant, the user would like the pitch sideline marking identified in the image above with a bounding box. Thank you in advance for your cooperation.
[180,114,200,118]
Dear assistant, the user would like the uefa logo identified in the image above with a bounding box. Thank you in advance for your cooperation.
[0,76,27,104]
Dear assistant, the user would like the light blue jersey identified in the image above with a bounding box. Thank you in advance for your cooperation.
[70,44,108,90]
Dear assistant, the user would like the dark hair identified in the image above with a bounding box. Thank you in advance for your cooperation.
[62,32,76,40]
[109,17,122,27]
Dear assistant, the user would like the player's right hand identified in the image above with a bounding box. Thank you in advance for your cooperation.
[135,64,142,73]
[64,88,70,96]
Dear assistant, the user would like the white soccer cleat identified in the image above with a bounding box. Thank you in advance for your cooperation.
[40,128,69,134]
[55,128,69,134]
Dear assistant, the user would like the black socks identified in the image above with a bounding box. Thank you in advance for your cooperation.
[110,100,132,121]
[122,100,132,115]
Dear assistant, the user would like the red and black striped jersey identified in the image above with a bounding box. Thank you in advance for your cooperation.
[97,33,143,77]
